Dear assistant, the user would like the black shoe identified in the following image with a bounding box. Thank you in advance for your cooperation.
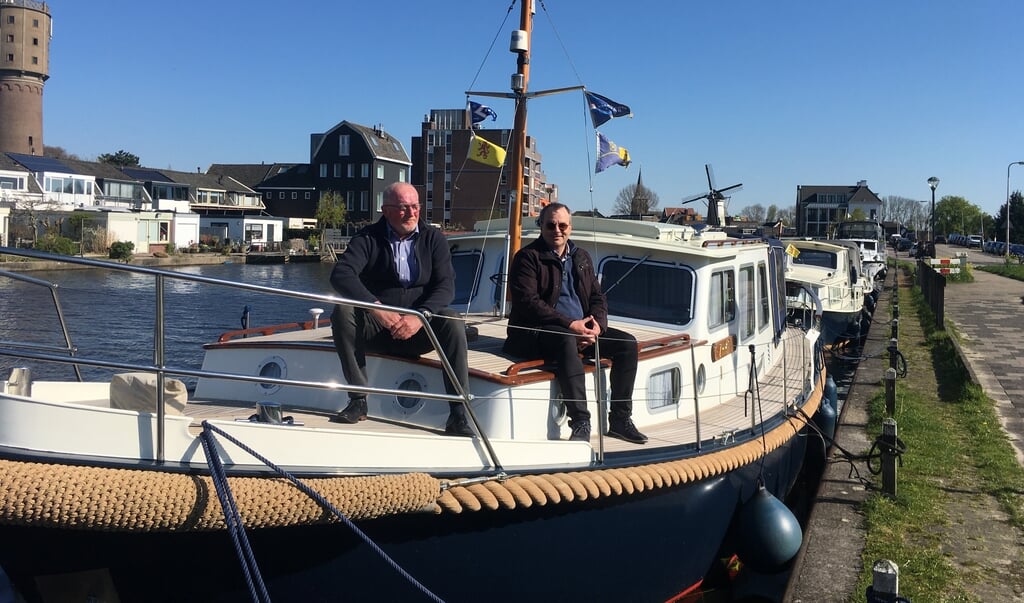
[569,419,591,442]
[607,418,648,444]
[444,415,474,437]
[331,399,367,424]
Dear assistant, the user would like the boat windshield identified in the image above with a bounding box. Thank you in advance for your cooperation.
[601,258,694,325]
[793,250,837,270]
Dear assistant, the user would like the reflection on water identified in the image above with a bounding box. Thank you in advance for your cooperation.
[0,262,337,382]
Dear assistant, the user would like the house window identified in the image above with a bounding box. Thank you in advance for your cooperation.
[399,169,406,183]
[159,222,169,242]
[376,192,383,211]
[31,56,37,65]
[333,163,341,177]
[361,164,369,178]
[265,192,271,199]
[33,38,38,45]
[6,16,13,24]
[32,19,38,27]
[245,224,264,242]
[346,191,354,209]
[319,164,327,178]
[5,35,12,43]
[6,54,13,62]
[339,135,350,156]
[304,192,310,199]
[291,192,297,200]
[346,164,354,178]
[278,192,285,199]
[360,191,368,211]
[376,165,384,179]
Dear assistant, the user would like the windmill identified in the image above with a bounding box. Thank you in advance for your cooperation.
[678,164,742,227]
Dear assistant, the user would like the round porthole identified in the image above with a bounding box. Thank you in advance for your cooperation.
[392,372,428,417]
[256,356,287,394]
[696,364,707,395]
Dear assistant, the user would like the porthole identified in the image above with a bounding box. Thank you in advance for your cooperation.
[391,372,428,417]
[696,364,707,395]
[256,356,287,394]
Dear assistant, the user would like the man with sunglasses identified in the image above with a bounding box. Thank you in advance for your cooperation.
[504,203,647,444]
[328,182,473,437]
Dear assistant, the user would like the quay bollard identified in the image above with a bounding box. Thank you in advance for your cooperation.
[884,368,896,416]
[887,338,898,373]
[890,318,898,341]
[865,559,910,602]
[881,418,898,498]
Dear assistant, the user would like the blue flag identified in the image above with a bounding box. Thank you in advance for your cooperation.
[468,101,498,125]
[585,91,632,128]
[595,132,631,173]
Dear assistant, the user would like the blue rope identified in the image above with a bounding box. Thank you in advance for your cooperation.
[199,429,272,603]
[200,421,445,603]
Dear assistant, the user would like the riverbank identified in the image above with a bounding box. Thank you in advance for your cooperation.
[0,252,325,272]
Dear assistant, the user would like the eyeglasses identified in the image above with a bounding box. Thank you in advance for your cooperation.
[383,204,419,213]
[544,221,571,232]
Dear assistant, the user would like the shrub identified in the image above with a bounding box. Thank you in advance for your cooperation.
[33,235,77,256]
[109,241,135,262]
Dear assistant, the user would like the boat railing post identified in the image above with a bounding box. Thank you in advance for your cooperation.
[689,343,701,451]
[592,337,606,463]
[154,273,166,464]
[415,309,504,473]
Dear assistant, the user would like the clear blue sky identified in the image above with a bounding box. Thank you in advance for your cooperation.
[43,0,1024,218]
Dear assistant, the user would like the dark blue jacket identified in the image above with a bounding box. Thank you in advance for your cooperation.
[329,217,454,313]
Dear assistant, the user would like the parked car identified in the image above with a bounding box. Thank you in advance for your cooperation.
[968,235,982,248]
[896,237,913,251]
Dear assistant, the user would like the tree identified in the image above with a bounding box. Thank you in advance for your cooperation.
[739,203,766,224]
[97,150,141,168]
[994,191,1024,245]
[882,195,928,234]
[44,146,80,161]
[612,183,660,216]
[934,195,982,238]
[316,190,347,248]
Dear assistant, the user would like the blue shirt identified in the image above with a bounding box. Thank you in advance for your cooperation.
[554,249,585,321]
[387,225,419,287]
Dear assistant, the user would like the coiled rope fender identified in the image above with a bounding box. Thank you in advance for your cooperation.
[0,372,822,530]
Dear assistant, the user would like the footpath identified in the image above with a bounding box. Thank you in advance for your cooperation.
[786,263,1024,602]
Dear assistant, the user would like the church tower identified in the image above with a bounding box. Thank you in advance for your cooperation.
[0,0,51,155]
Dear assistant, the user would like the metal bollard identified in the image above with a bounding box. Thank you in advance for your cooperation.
[884,368,896,416]
[865,558,910,602]
[887,338,899,373]
[890,318,898,341]
[881,418,898,497]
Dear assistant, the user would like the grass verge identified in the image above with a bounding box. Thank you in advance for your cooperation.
[853,268,1024,602]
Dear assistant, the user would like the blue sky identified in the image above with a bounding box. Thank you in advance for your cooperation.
[43,0,1024,218]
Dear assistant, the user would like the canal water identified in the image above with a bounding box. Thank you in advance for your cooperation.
[0,262,338,383]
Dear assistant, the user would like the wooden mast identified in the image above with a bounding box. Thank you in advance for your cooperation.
[508,0,533,263]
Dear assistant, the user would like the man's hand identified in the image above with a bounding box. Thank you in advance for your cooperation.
[372,307,423,341]
[569,315,601,349]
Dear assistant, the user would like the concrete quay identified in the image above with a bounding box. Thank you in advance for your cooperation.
[786,253,1024,602]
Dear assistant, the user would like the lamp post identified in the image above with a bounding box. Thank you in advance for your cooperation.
[1006,162,1024,258]
[927,176,939,257]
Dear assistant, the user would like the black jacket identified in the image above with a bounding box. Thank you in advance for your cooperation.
[329,217,454,313]
[504,237,608,355]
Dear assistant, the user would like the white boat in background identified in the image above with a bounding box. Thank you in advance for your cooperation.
[783,238,870,346]
[0,1,828,601]
[834,220,888,283]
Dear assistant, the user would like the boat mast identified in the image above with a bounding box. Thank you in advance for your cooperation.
[508,0,533,262]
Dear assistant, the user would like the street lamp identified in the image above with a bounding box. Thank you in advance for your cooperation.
[1006,162,1024,258]
[927,176,939,257]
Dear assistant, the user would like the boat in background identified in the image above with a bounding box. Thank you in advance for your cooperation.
[0,2,826,601]
[834,219,888,283]
[783,238,870,347]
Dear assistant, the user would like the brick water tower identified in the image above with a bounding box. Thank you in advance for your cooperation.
[0,0,51,155]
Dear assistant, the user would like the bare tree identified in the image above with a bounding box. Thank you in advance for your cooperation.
[612,183,660,216]
[883,195,927,233]
[43,146,80,161]
[739,203,766,223]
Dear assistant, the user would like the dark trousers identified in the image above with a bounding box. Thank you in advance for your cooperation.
[519,325,638,423]
[330,305,470,413]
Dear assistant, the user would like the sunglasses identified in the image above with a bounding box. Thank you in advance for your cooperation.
[544,222,571,232]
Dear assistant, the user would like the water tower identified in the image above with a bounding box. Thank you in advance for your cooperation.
[0,0,51,155]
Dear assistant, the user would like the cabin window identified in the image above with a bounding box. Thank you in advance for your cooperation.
[450,250,484,306]
[708,269,736,329]
[793,250,837,270]
[757,262,770,330]
[647,367,680,410]
[600,259,694,325]
[738,265,756,341]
